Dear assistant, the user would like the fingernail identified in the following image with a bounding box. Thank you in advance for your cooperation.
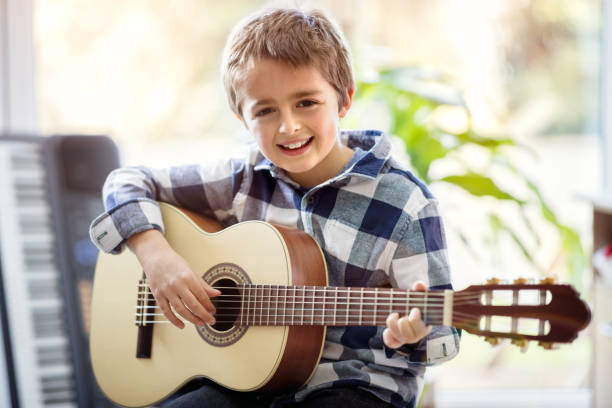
[210,318,216,325]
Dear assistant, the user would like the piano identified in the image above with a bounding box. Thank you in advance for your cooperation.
[0,135,120,407]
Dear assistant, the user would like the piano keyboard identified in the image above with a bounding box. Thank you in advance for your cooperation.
[0,139,77,407]
[0,135,119,407]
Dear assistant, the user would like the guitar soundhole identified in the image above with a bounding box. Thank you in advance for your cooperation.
[211,278,239,332]
[197,262,249,347]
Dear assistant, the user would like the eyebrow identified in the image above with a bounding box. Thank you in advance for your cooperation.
[251,90,322,109]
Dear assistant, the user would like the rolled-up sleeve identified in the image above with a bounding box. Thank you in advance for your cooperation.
[388,200,461,366]
[89,158,246,254]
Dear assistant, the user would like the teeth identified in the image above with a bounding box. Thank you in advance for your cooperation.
[282,139,309,149]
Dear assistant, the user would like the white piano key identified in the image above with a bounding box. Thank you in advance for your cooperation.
[0,141,77,407]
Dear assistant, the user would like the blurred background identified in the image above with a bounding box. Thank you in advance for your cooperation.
[1,0,610,407]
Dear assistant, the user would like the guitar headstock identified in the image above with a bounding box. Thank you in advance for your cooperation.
[453,277,591,350]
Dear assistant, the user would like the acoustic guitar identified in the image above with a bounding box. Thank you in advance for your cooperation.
[90,203,591,408]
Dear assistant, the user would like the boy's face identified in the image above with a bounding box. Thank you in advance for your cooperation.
[237,58,353,187]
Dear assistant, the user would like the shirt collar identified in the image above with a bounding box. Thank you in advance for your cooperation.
[253,129,392,185]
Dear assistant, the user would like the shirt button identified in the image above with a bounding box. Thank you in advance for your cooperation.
[307,196,316,204]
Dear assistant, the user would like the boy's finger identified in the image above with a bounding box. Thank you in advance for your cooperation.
[169,296,205,327]
[397,315,418,342]
[408,308,433,336]
[180,291,211,326]
[385,312,400,335]
[383,328,403,349]
[203,281,222,297]
[157,297,184,329]
[192,280,218,315]
[411,281,427,292]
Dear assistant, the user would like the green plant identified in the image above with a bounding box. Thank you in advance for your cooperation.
[345,67,586,285]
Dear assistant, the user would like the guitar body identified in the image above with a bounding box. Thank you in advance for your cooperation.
[90,203,328,407]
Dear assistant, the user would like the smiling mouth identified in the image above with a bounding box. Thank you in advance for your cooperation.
[278,137,314,151]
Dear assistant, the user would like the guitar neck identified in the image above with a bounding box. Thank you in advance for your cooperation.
[217,284,453,327]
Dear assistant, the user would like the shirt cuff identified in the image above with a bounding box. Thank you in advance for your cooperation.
[89,198,164,254]
[394,327,460,366]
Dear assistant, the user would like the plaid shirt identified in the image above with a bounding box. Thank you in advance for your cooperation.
[89,129,460,408]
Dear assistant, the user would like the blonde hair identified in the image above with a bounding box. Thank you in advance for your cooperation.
[221,8,355,116]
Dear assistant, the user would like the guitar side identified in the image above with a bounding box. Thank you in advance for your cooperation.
[89,203,328,407]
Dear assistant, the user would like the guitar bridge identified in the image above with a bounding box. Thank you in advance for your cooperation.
[135,277,154,359]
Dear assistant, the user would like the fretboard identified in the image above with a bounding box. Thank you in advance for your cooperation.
[223,284,450,327]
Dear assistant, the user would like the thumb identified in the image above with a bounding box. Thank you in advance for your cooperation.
[411,280,427,292]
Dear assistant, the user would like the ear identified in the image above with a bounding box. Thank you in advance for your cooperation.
[338,88,355,118]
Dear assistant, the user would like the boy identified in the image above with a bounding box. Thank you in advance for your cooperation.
[89,7,459,408]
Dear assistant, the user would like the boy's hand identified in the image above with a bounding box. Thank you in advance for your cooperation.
[128,229,220,329]
[383,281,432,348]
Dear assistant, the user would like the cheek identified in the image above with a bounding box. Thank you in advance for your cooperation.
[250,123,275,149]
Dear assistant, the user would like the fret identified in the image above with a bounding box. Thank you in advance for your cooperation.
[333,288,338,326]
[373,288,378,325]
[359,287,364,326]
[311,286,315,325]
[249,285,253,326]
[300,286,305,325]
[291,286,295,325]
[246,285,251,326]
[239,284,244,326]
[387,288,393,320]
[321,287,327,325]
[405,290,410,317]
[258,285,263,326]
[281,285,286,326]
[265,284,270,326]
[345,288,350,325]
[251,285,256,326]
[273,285,278,325]
[423,290,428,325]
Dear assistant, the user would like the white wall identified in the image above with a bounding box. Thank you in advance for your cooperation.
[0,0,37,134]
[604,0,612,192]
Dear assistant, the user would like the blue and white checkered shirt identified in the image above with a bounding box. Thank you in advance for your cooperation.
[89,129,460,408]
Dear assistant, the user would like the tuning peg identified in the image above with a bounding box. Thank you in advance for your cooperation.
[486,277,501,285]
[511,338,529,353]
[539,277,555,284]
[484,336,500,346]
[513,278,527,284]
[537,341,559,350]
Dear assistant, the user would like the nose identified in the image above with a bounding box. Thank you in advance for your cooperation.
[278,110,300,135]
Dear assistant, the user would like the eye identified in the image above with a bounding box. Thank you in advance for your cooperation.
[297,100,317,108]
[255,107,274,117]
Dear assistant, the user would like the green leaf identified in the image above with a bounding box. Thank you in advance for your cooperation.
[439,173,526,203]
[455,130,515,149]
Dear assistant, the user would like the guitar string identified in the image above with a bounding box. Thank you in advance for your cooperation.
[133,314,455,325]
[133,310,476,325]
[135,290,484,302]
[135,283,481,296]
[134,308,480,323]
[134,299,478,308]
[134,295,484,307]
[137,295,482,307]
[133,309,476,324]
[136,283,483,299]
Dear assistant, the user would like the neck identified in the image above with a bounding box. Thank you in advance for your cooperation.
[231,284,452,327]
